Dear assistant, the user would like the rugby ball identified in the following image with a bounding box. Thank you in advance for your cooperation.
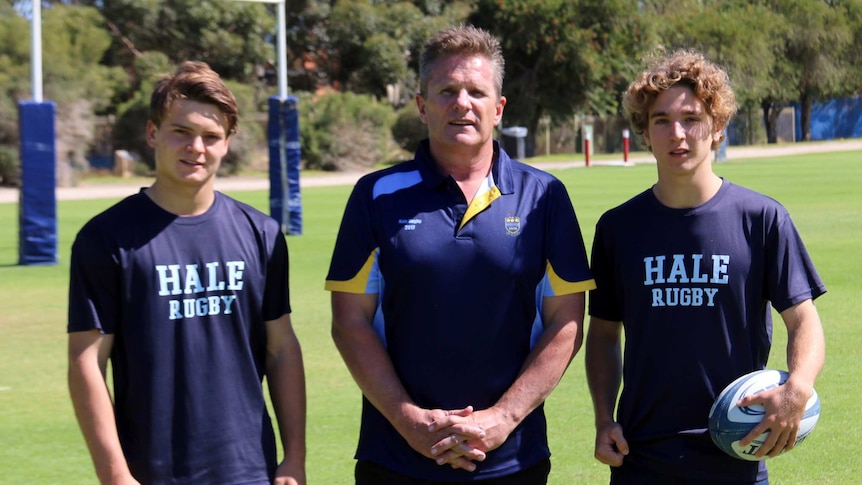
[708,369,820,461]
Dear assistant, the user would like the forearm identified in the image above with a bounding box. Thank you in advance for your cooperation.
[493,293,585,425]
[332,319,417,424]
[267,330,307,467]
[68,361,132,483]
[585,318,623,427]
[494,321,580,425]
[782,300,825,391]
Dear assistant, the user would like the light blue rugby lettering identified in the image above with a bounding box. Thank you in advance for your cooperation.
[373,170,422,199]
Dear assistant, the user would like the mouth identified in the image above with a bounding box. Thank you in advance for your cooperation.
[669,148,689,156]
[450,119,475,127]
[180,158,205,167]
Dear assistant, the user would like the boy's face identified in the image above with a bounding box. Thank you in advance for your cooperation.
[146,98,231,190]
[643,85,722,177]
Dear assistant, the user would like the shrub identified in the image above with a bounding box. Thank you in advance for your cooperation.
[299,91,395,171]
[111,99,152,168]
[0,144,20,187]
[221,80,264,175]
[391,102,426,154]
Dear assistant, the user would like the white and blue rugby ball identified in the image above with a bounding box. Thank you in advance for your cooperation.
[708,369,820,461]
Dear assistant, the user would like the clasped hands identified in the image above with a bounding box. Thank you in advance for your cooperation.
[397,404,511,472]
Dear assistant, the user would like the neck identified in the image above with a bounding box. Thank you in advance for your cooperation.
[653,172,723,209]
[430,142,494,203]
[145,180,216,216]
[430,141,494,181]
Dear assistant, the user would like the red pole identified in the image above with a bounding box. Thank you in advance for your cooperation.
[623,129,630,163]
[584,137,590,167]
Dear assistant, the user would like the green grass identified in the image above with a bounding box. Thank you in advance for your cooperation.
[1,151,859,484]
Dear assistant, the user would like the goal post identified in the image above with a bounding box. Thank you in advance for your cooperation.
[18,100,58,265]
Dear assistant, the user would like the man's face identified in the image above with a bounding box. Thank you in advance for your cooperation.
[643,85,722,177]
[416,54,505,155]
[146,98,231,189]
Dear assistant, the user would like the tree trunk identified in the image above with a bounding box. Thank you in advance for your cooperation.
[761,100,779,144]
[800,91,813,142]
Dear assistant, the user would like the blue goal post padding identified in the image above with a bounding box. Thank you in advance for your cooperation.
[18,101,58,265]
[267,95,302,235]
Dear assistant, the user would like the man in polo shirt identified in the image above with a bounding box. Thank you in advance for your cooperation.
[325,25,595,484]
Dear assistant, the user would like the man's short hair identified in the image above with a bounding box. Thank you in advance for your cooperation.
[418,25,505,99]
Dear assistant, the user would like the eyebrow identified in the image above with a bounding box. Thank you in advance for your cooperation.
[650,108,703,119]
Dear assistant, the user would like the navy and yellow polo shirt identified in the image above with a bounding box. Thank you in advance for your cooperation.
[325,140,594,481]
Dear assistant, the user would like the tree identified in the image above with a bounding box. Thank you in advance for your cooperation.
[767,0,856,142]
[0,4,30,144]
[80,0,275,82]
[0,3,127,184]
[325,0,472,101]
[644,0,787,144]
[469,0,654,153]
[644,0,862,144]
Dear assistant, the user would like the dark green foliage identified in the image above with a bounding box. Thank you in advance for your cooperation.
[298,91,395,171]
[0,144,20,187]
[3,0,861,179]
[221,81,264,175]
[391,102,426,155]
[470,0,654,143]
[111,101,152,169]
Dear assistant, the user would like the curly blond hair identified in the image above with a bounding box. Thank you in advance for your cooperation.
[623,49,737,151]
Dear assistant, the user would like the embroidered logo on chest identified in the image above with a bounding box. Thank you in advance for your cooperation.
[505,214,521,236]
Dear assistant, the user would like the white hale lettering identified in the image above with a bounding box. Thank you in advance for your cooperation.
[156,260,244,295]
[156,261,244,320]
[643,254,730,285]
[226,261,245,290]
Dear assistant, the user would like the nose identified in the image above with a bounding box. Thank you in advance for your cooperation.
[670,121,686,140]
[186,135,205,153]
[452,89,470,112]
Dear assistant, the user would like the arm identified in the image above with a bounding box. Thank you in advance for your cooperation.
[738,299,825,457]
[330,291,484,470]
[584,316,628,466]
[266,314,307,485]
[68,330,140,485]
[430,292,585,462]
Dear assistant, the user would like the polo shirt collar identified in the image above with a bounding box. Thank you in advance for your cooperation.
[414,139,516,195]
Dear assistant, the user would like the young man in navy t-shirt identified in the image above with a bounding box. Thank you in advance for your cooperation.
[585,50,826,485]
[68,62,306,485]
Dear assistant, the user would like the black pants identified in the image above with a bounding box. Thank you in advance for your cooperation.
[355,458,551,485]
[610,463,769,485]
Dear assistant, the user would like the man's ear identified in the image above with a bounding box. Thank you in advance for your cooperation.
[416,94,427,124]
[494,96,507,125]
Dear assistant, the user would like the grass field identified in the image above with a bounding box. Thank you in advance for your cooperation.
[0,150,859,484]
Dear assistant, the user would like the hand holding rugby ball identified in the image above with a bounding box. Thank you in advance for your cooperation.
[708,369,820,461]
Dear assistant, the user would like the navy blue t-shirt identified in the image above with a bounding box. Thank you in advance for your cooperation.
[68,191,291,484]
[589,180,826,482]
